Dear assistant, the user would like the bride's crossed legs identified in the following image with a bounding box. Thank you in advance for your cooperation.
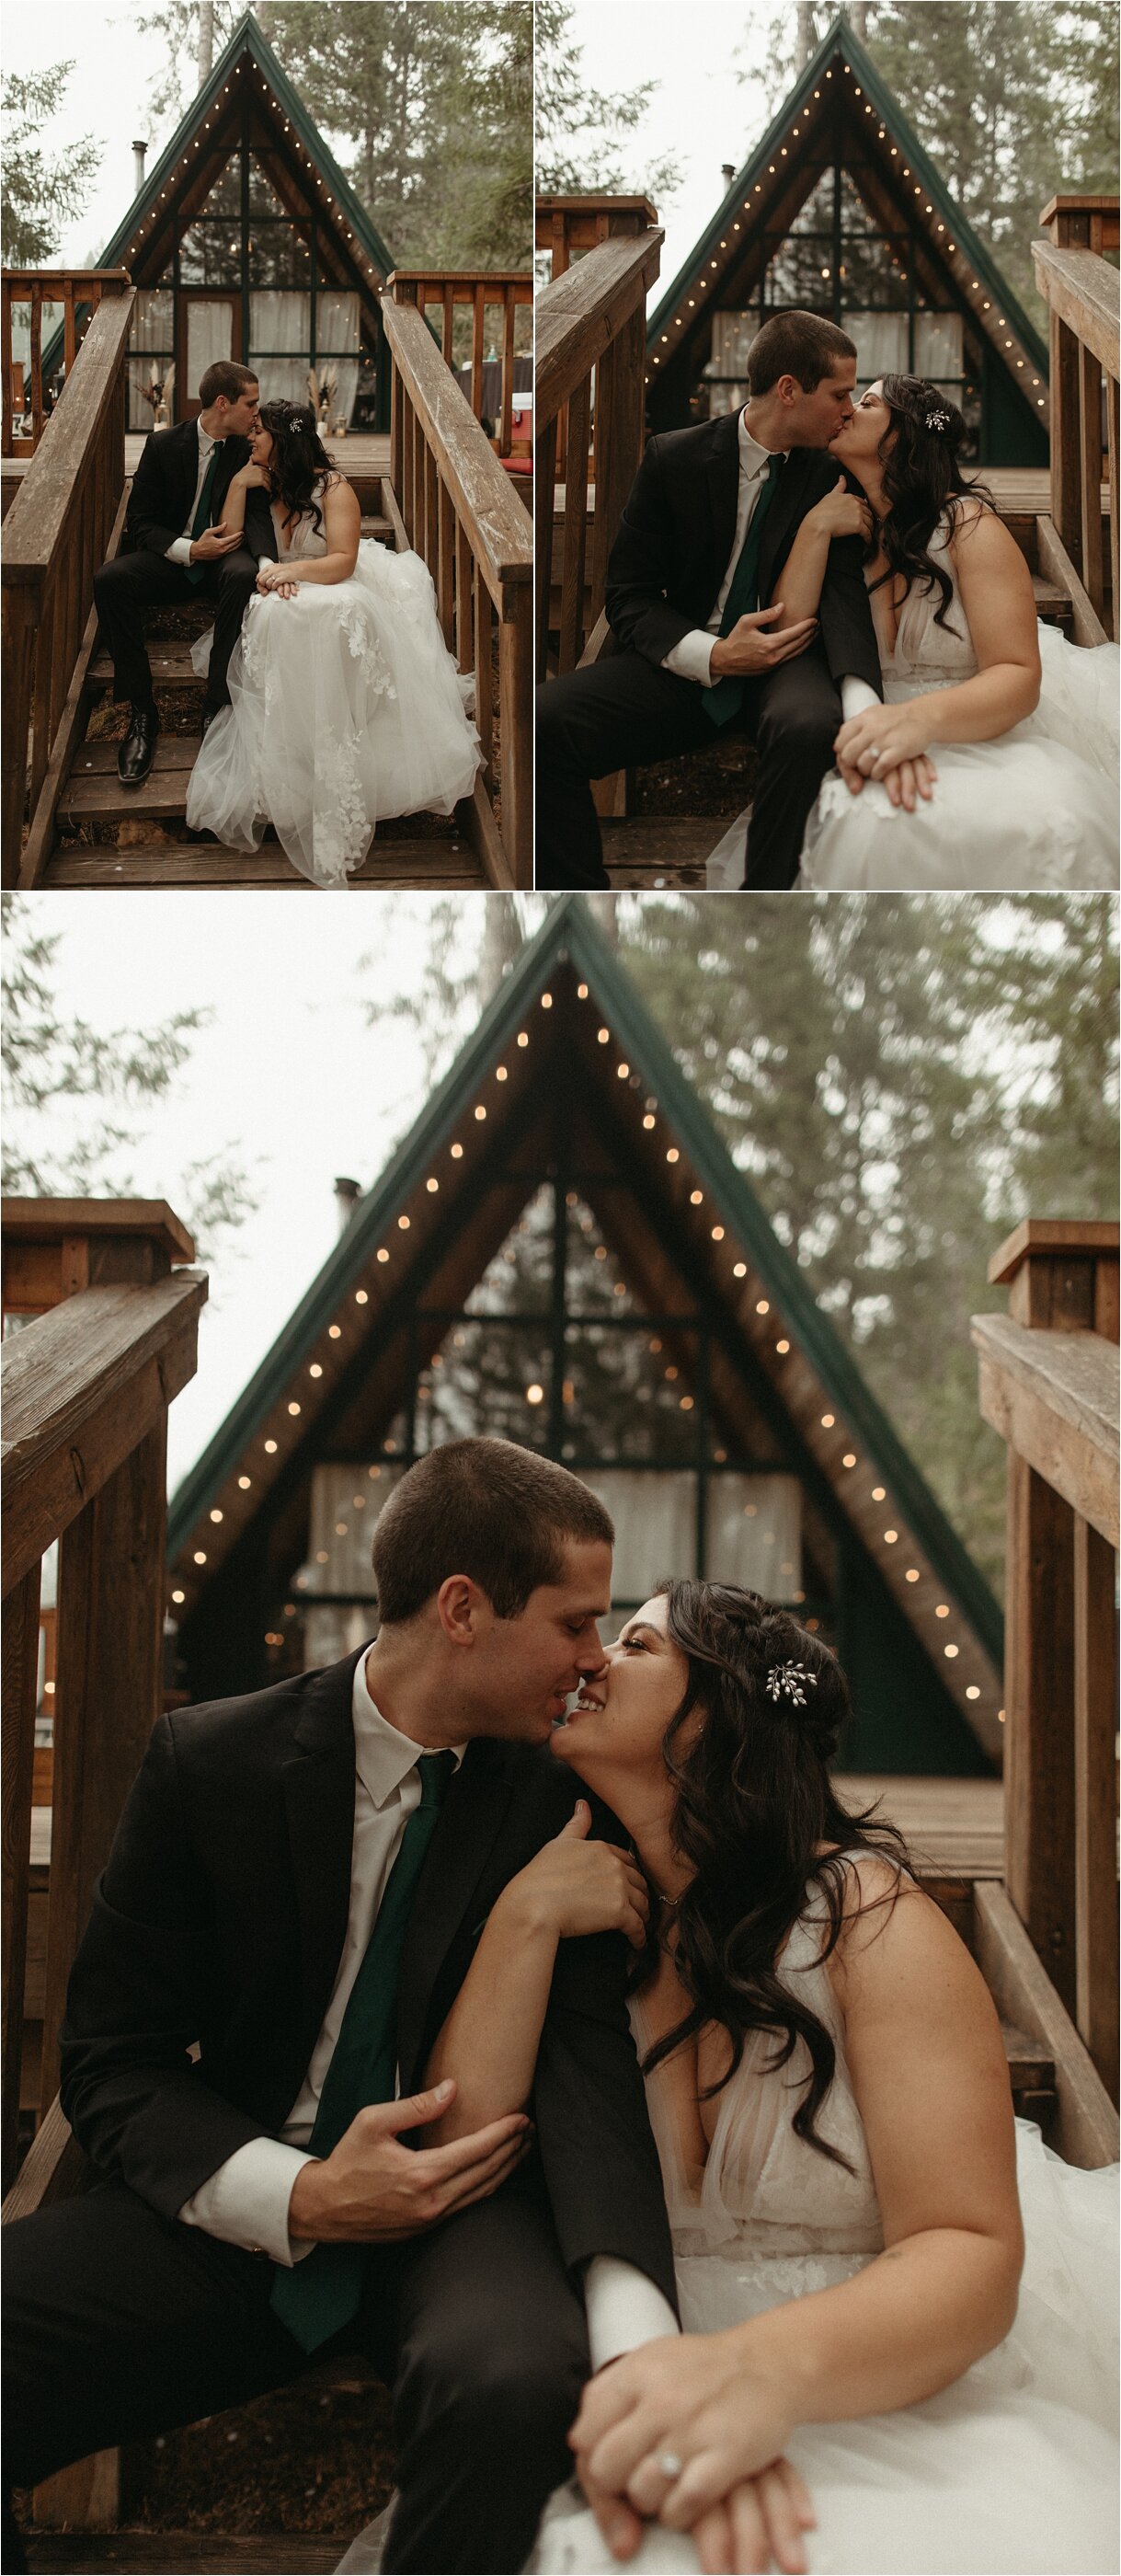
[418,1591,1024,2575]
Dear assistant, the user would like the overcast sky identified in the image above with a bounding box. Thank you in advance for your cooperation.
[12,893,497,1497]
[6,0,769,292]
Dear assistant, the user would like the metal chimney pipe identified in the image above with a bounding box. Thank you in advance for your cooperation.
[334,1177,361,1233]
[132,140,148,191]
[721,164,735,190]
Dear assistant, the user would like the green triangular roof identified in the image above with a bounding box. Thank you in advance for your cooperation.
[648,14,1047,388]
[101,10,395,282]
[169,895,1002,1701]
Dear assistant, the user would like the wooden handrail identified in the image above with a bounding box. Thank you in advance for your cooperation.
[971,1219,1118,2105]
[534,222,663,683]
[1,1203,207,2192]
[383,287,532,890]
[2,269,131,459]
[2,286,135,881]
[386,270,531,457]
[1032,195,1119,640]
[535,196,659,280]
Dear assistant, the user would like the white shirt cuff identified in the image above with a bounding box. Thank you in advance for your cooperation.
[166,536,194,567]
[663,628,715,687]
[584,2255,680,2371]
[178,2137,318,2267]
[840,673,881,722]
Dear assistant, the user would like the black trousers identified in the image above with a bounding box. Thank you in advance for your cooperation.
[92,548,261,714]
[3,2172,587,2575]
[534,644,842,891]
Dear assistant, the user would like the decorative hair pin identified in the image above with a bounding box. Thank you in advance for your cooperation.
[765,1661,818,1706]
[924,407,951,432]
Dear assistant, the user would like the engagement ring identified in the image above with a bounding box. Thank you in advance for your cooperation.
[657,2452,684,2481]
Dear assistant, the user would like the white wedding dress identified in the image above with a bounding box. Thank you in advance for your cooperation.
[185,478,482,888]
[338,1867,1119,2576]
[706,514,1119,891]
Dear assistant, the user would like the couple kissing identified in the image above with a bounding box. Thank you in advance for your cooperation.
[6,1439,1115,2576]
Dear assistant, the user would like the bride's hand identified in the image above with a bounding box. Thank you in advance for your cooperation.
[833,700,932,779]
[496,1802,650,1949]
[231,463,269,489]
[570,2332,805,2553]
[807,474,873,545]
[257,566,299,598]
[577,2442,815,2575]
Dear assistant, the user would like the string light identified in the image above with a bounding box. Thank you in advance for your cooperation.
[776,1338,790,1354]
[172,1588,186,1604]
[238,1475,252,1489]
[265,1438,278,1454]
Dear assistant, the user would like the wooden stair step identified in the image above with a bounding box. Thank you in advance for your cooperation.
[26,2536,349,2572]
[60,748,201,823]
[91,641,201,692]
[41,839,488,891]
[360,515,393,543]
[1031,572,1073,626]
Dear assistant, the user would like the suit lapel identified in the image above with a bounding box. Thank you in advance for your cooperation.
[703,409,743,588]
[280,1650,363,2067]
[396,1736,517,2088]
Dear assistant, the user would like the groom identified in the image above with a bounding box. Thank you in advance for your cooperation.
[536,309,886,890]
[4,1439,681,2575]
[93,359,278,788]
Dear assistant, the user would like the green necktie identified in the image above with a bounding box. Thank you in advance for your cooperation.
[184,444,222,587]
[270,1748,457,2355]
[701,453,783,728]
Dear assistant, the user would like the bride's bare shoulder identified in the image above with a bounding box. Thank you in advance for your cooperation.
[945,493,1015,560]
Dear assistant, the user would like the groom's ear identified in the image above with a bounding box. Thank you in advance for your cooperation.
[435,1572,486,1647]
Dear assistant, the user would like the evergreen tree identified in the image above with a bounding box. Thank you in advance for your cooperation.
[534,0,681,204]
[1,63,100,265]
[1,896,257,1271]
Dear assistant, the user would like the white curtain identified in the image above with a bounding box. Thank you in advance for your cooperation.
[915,310,964,401]
[128,288,174,431]
[249,292,360,430]
[579,1470,802,1612]
[185,300,234,409]
[315,293,360,431]
[845,312,908,388]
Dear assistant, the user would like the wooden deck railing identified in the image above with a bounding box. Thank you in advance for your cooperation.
[383,281,532,890]
[2,284,135,886]
[972,1220,1119,2114]
[386,270,532,457]
[1034,196,1120,641]
[1,1202,206,2193]
[534,210,663,680]
[535,195,660,281]
[2,269,132,459]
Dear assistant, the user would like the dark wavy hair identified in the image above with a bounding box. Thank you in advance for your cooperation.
[632,1581,908,2166]
[257,400,337,538]
[868,374,995,634]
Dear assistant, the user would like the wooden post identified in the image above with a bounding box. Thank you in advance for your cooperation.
[498,580,533,889]
[40,1419,168,2112]
[1072,1512,1118,2100]
[1078,340,1105,624]
[1049,311,1082,569]
[2,1567,40,2190]
[1003,1455,1078,2015]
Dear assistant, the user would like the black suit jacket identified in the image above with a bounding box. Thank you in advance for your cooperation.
[605,408,882,699]
[123,419,277,565]
[59,1650,678,2309]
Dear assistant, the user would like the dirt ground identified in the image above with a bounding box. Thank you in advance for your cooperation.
[633,737,758,818]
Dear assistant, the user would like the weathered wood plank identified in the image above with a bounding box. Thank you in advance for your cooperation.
[2,1567,40,2188]
[536,229,663,425]
[1033,236,1120,380]
[1072,1512,1119,2101]
[1002,1455,1077,2016]
[1035,514,1110,649]
[973,1312,1119,1546]
[1,1274,207,1592]
[42,845,487,891]
[18,483,132,888]
[24,2536,351,2571]
[3,294,135,585]
[381,299,532,598]
[973,1880,1118,2168]
[1,2093,86,2224]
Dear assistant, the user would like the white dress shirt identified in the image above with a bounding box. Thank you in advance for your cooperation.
[178,1654,679,2362]
[165,423,219,568]
[664,408,879,724]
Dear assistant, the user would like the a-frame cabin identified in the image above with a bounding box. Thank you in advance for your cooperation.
[50,10,395,434]
[168,900,1002,1777]
[646,13,1049,466]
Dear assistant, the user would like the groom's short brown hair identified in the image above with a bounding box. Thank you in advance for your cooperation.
[198,360,259,407]
[372,1437,613,1623]
[748,312,857,395]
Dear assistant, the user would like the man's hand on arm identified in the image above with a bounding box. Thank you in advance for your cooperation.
[286,2082,532,2246]
[709,607,818,680]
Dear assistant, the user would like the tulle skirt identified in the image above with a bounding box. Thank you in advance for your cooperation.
[184,541,483,889]
[796,625,1119,891]
[528,2124,1119,2576]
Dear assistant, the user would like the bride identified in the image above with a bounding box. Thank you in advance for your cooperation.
[707,375,1118,890]
[342,1581,1117,2576]
[185,400,482,888]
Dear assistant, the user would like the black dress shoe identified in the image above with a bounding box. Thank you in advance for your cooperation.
[118,707,159,785]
